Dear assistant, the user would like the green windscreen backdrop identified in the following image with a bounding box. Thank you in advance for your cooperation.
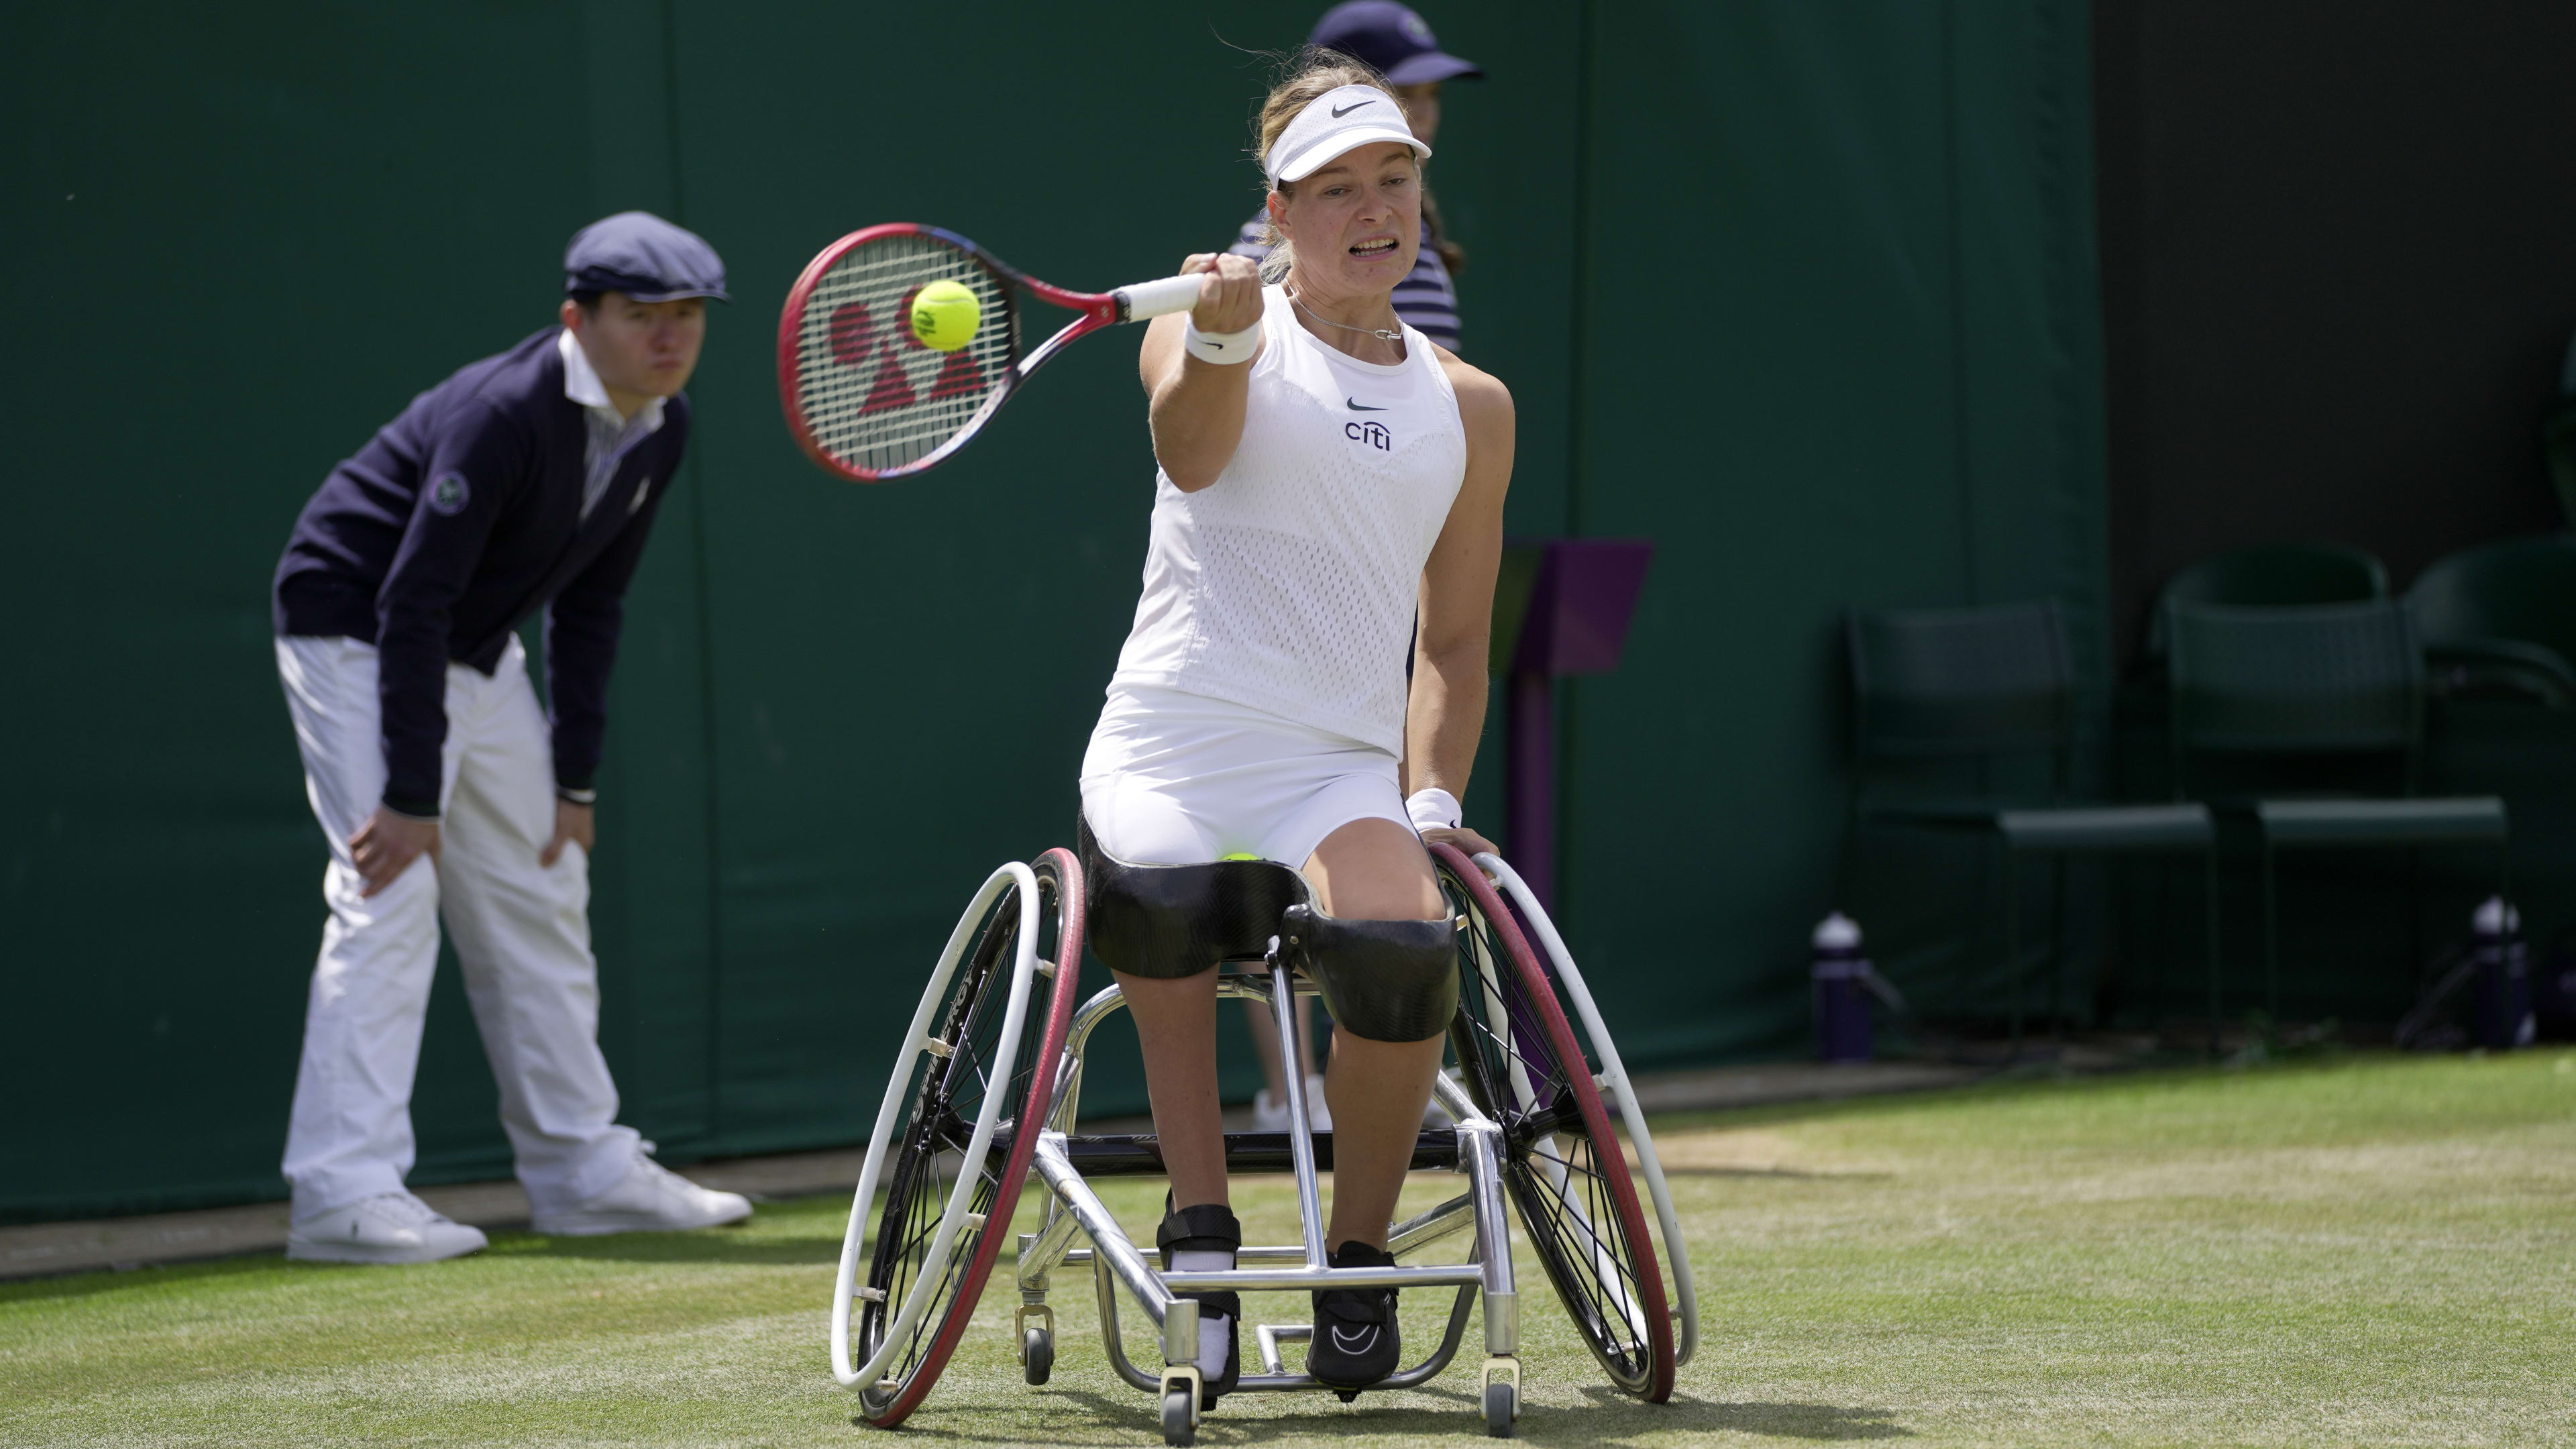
[0,1,2103,1222]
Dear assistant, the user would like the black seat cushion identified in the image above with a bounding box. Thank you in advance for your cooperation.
[1077,817,1311,979]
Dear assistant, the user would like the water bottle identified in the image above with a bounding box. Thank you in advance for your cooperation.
[1813,912,1872,1063]
[2472,896,2535,1051]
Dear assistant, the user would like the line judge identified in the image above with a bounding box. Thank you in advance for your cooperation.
[268,212,749,1264]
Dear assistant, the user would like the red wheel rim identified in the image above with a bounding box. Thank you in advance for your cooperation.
[862,848,1085,1427]
[1431,843,1676,1402]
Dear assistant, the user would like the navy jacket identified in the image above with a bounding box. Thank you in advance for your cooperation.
[274,328,688,818]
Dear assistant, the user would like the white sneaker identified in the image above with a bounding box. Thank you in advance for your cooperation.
[1252,1087,1289,1132]
[1252,1073,1334,1133]
[287,1191,488,1265]
[530,1150,753,1236]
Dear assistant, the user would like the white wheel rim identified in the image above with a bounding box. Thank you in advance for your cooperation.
[1459,872,1651,1361]
[1474,852,1700,1369]
[831,861,1042,1393]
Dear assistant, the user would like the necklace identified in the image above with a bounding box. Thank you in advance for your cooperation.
[1290,292,1403,343]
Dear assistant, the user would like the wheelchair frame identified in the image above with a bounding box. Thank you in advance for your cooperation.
[829,847,1697,1444]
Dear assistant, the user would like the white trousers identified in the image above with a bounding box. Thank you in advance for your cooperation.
[275,634,639,1221]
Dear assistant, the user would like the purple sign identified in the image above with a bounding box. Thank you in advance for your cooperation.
[1511,539,1655,678]
[1499,539,1653,910]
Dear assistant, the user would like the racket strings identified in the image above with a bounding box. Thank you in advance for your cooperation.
[792,234,1018,474]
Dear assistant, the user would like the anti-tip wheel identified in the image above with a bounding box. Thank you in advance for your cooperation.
[1161,1387,1196,1446]
[1484,1379,1516,1437]
[1020,1326,1053,1386]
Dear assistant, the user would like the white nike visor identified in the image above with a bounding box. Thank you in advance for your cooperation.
[1263,84,1432,187]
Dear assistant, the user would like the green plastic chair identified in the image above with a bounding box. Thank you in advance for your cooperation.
[2142,542,2390,661]
[1845,600,2219,1055]
[2165,598,2510,1021]
[2406,535,2576,706]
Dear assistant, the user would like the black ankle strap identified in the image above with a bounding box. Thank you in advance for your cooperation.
[1158,1199,1242,1254]
[1328,1240,1394,1268]
[1316,1241,1398,1322]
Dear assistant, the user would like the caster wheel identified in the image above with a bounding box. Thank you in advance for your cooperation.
[1483,1380,1515,1437]
[1336,1389,1361,1404]
[1161,1386,1196,1446]
[1021,1326,1053,1386]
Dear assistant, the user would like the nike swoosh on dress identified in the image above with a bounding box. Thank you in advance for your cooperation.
[1346,398,1387,411]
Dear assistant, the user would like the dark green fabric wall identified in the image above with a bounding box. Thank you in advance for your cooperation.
[0,1,2103,1222]
[1562,2,2106,1062]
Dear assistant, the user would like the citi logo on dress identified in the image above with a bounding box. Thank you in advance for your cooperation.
[1344,420,1392,451]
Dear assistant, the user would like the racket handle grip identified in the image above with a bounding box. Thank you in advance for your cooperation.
[1116,274,1204,323]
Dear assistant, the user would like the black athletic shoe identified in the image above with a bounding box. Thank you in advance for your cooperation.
[1308,1240,1401,1389]
[1157,1197,1241,1409]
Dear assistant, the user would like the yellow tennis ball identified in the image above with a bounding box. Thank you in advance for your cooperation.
[1220,852,1260,861]
[910,280,980,352]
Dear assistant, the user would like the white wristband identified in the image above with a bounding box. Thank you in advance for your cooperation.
[1184,317,1260,364]
[1406,788,1462,834]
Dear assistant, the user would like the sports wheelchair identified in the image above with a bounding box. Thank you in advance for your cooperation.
[828,830,1698,1443]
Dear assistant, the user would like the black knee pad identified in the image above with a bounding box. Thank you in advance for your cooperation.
[1281,904,1460,1042]
[1078,817,1309,979]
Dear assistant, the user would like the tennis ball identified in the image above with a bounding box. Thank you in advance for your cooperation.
[1220,852,1260,861]
[910,280,980,352]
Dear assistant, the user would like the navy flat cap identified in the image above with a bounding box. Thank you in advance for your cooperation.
[1310,1,1483,87]
[564,211,729,303]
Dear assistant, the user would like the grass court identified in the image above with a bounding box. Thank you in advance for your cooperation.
[5,1051,2570,1447]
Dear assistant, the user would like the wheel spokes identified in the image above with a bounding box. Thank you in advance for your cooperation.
[859,883,1055,1396]
[1509,1134,1654,1370]
[1529,1138,1652,1352]
[1442,871,1660,1388]
[840,858,1083,1428]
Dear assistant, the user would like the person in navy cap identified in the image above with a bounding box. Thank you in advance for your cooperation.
[268,211,749,1263]
[1229,2,1482,1137]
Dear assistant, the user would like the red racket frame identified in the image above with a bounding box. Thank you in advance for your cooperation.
[777,223,1145,484]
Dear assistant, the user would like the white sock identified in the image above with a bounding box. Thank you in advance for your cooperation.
[1172,1248,1234,1371]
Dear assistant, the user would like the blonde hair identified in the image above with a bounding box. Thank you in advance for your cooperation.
[1252,52,1411,284]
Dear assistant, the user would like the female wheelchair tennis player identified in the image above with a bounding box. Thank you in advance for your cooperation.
[824,57,1697,1443]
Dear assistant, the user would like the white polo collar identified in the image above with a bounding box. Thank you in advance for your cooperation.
[557,326,666,434]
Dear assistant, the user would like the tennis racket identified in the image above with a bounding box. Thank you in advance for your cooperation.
[777,223,1205,482]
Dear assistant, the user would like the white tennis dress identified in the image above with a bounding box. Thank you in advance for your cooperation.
[1082,284,1468,868]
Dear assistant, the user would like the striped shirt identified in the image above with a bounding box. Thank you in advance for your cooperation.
[1229,211,1462,354]
[556,328,665,519]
